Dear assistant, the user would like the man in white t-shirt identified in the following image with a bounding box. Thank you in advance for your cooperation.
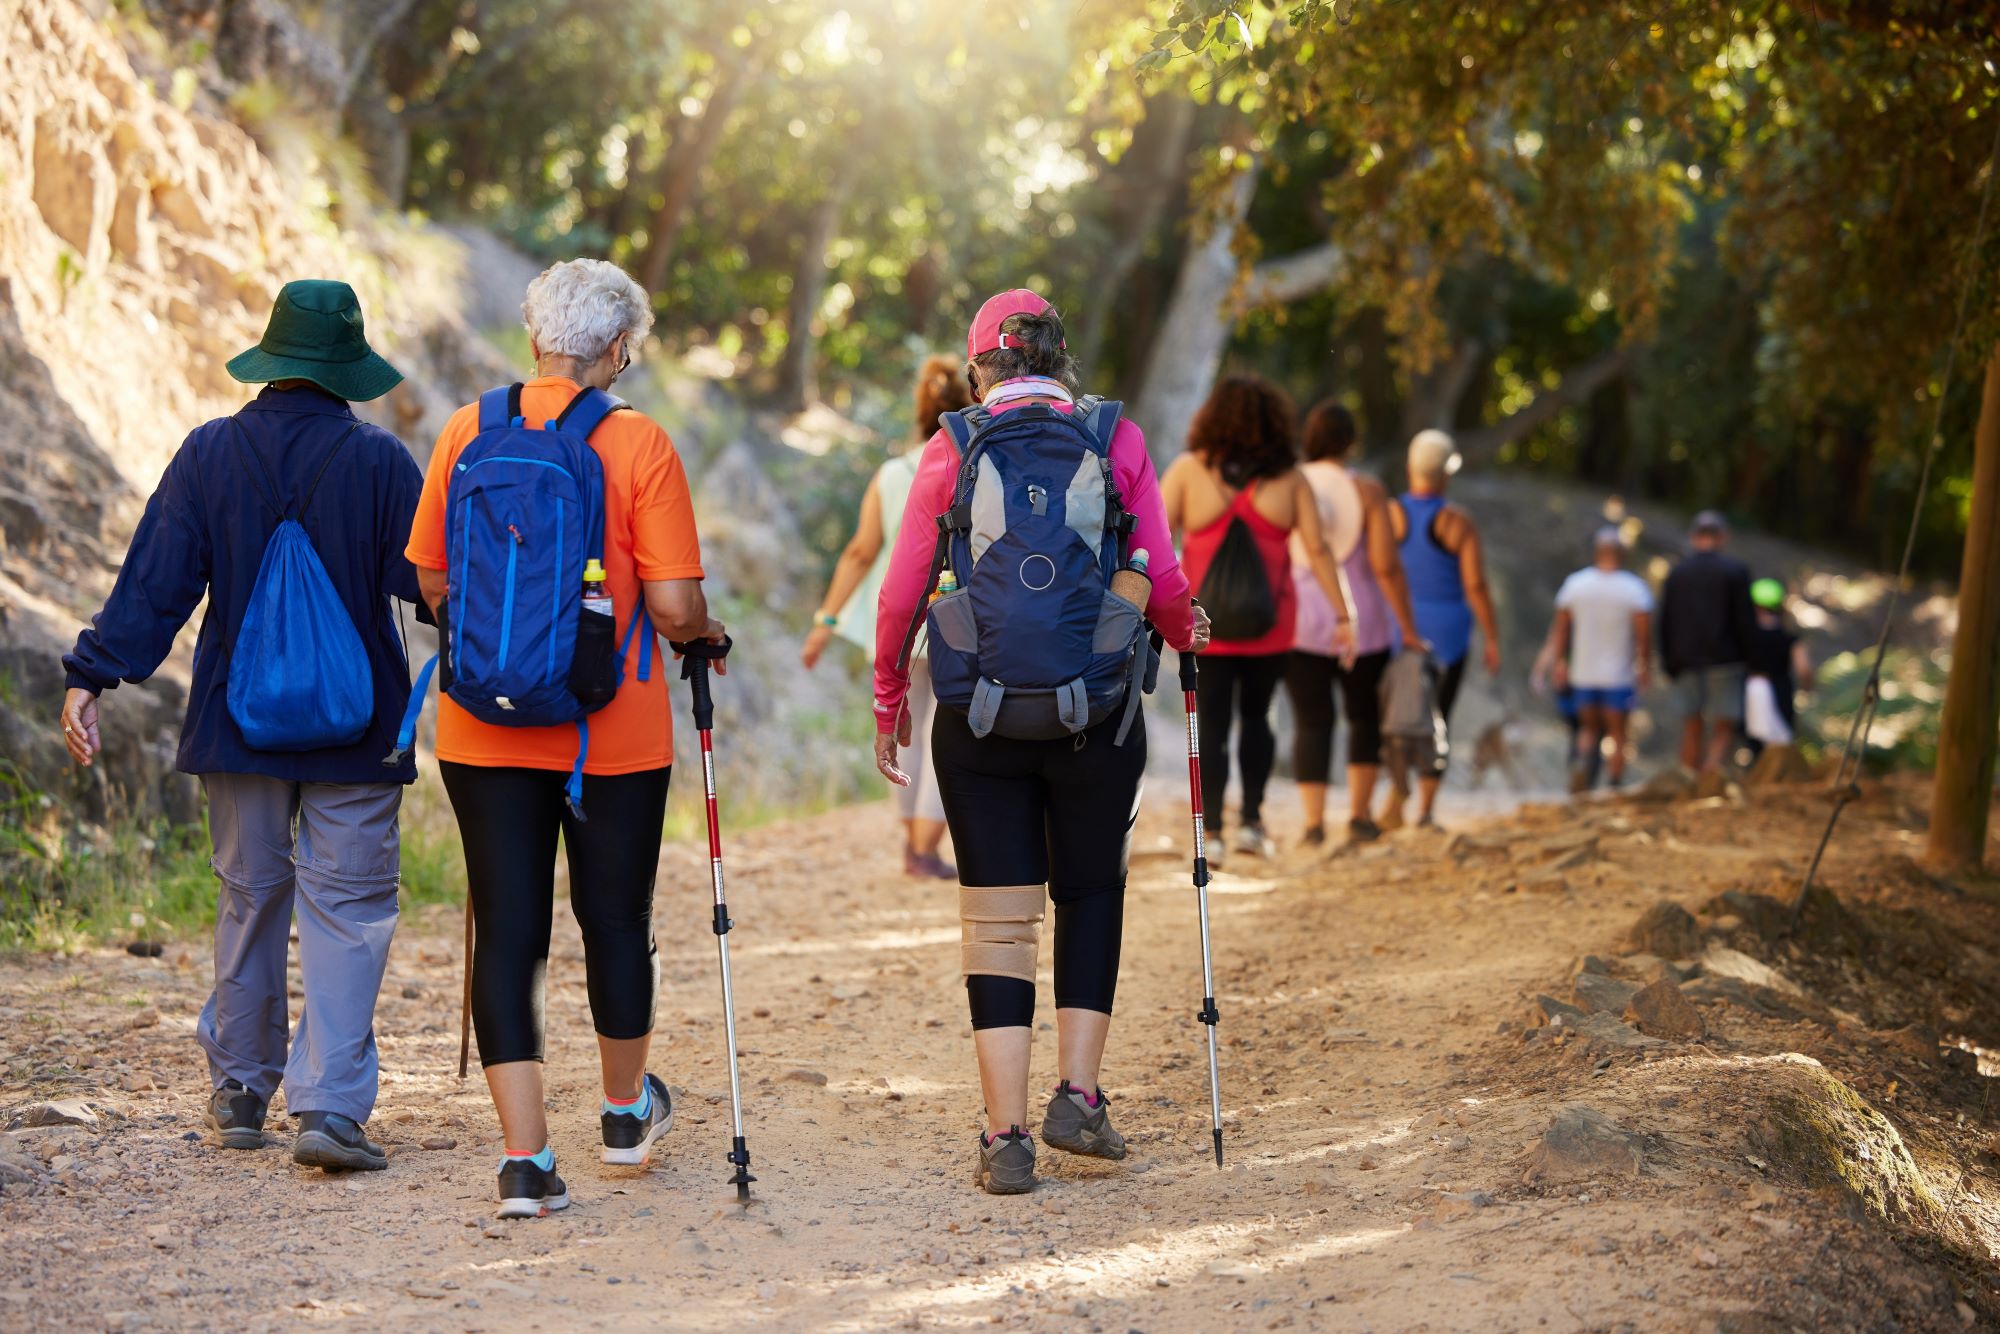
[1550,527,1654,790]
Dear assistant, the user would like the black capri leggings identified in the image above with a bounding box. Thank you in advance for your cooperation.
[439,762,671,1066]
[932,706,1145,1031]
[1194,652,1288,831]
[1285,648,1392,780]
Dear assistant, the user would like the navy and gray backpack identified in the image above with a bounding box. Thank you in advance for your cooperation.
[389,383,652,814]
[897,397,1157,744]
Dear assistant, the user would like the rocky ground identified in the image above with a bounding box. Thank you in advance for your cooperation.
[2,766,1996,1332]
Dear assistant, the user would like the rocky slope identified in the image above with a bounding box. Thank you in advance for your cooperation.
[0,0,509,838]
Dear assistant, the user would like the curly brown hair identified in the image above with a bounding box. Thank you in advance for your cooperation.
[914,354,972,439]
[1186,374,1297,488]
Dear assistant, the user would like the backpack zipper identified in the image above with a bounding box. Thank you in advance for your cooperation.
[496,524,522,670]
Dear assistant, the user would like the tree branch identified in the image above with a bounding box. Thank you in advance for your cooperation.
[1243,241,1344,307]
[1457,343,1641,461]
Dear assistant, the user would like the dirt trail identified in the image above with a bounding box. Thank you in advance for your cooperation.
[2,775,1996,1332]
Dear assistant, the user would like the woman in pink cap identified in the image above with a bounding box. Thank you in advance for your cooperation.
[872,290,1210,1194]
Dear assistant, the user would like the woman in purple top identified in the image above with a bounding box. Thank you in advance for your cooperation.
[1285,403,1421,844]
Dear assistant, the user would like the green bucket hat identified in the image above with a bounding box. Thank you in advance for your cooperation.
[226,279,403,401]
[1751,577,1786,610]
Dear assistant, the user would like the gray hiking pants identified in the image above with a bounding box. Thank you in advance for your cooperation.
[195,774,402,1123]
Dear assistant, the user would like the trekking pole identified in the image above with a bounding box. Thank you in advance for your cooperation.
[669,634,757,1202]
[1177,645,1226,1168]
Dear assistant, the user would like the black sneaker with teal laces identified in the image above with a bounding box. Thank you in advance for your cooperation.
[496,1155,570,1219]
[600,1072,674,1166]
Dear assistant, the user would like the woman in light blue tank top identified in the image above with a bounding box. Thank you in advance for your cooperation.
[801,356,969,878]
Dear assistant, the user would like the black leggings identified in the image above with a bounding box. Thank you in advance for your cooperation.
[932,707,1144,1030]
[1432,657,1467,777]
[1285,648,1392,781]
[439,762,671,1066]
[1195,652,1287,831]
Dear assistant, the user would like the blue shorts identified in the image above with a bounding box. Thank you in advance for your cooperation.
[1571,686,1636,713]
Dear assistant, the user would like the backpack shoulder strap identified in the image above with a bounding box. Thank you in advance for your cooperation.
[552,387,628,440]
[478,384,524,432]
[938,407,983,453]
[1074,396,1123,454]
[297,422,365,523]
[225,418,285,522]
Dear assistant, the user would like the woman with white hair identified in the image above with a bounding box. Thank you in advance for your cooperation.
[406,259,721,1217]
[1384,428,1501,828]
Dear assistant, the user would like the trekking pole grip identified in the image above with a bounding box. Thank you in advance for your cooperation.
[670,635,733,732]
[1178,646,1199,693]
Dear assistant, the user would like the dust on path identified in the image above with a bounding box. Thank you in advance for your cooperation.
[1,777,1992,1332]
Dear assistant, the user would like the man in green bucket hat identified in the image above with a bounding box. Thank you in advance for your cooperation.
[62,279,429,1172]
[224,278,406,400]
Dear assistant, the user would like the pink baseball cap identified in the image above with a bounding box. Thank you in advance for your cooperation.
[967,288,1062,360]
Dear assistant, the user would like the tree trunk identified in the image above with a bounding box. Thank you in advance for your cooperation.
[774,174,853,414]
[638,54,750,296]
[1926,343,2000,877]
[1130,169,1257,464]
[1073,96,1197,378]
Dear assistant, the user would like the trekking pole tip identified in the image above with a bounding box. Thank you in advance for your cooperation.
[1212,1128,1224,1168]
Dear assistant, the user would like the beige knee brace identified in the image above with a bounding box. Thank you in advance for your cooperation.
[960,885,1045,983]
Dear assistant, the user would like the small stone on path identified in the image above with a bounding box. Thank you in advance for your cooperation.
[1571,973,1640,1016]
[1525,1106,1645,1183]
[1624,901,1699,958]
[1624,978,1706,1039]
[420,1136,457,1151]
[18,1099,98,1129]
[783,1069,829,1086]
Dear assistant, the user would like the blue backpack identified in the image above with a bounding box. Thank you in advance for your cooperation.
[389,384,652,815]
[897,398,1156,744]
[226,422,375,752]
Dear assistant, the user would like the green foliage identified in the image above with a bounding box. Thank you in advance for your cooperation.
[1813,646,1950,772]
[0,762,215,953]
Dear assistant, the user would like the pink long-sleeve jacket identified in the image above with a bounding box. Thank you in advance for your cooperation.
[872,399,1196,733]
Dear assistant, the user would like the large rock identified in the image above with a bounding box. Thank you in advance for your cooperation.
[1744,1056,1946,1227]
[1624,900,1700,959]
[1624,977,1706,1039]
[1524,1106,1645,1183]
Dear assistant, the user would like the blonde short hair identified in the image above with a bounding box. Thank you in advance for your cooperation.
[521,259,654,365]
[1407,429,1462,484]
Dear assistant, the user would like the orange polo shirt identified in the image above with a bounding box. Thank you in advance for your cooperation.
[406,376,704,773]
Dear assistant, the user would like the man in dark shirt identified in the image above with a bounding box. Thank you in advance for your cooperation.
[1657,510,1758,773]
[60,280,425,1172]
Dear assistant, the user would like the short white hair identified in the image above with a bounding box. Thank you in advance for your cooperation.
[1407,428,1462,483]
[521,259,654,364]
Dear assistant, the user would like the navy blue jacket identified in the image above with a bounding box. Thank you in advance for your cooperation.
[65,385,428,783]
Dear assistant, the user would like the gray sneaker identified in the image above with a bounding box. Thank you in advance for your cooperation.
[204,1080,266,1150]
[1040,1082,1127,1160]
[293,1111,387,1172]
[975,1127,1036,1195]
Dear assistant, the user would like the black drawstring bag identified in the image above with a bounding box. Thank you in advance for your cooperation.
[1198,515,1278,642]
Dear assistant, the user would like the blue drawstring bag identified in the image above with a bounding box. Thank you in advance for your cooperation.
[225,422,374,751]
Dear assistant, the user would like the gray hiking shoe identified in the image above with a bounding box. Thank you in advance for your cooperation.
[204,1079,267,1150]
[975,1127,1037,1195]
[1040,1082,1127,1160]
[293,1111,387,1172]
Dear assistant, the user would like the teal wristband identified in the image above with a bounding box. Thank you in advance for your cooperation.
[814,612,839,628]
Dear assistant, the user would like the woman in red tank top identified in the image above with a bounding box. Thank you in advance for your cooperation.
[1164,375,1352,862]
